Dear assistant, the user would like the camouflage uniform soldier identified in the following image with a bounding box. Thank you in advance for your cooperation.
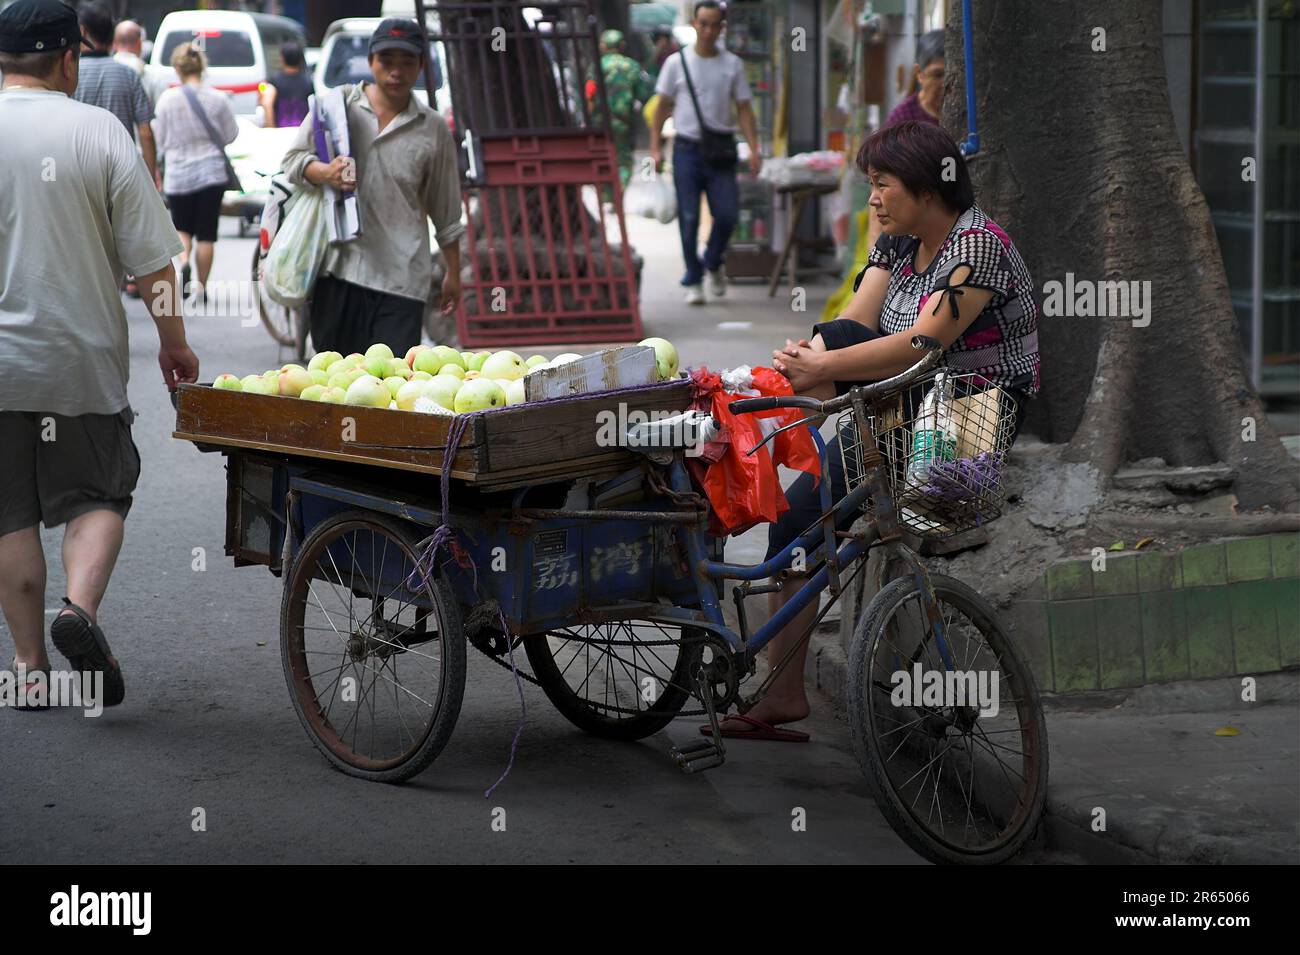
[591,29,654,198]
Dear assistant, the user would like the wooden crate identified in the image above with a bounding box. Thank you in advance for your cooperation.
[172,378,693,489]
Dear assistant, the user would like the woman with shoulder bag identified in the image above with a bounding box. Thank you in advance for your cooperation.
[152,43,239,305]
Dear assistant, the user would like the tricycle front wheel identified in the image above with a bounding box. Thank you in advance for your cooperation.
[280,510,466,783]
[524,621,702,741]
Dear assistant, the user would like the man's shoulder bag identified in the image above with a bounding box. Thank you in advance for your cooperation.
[677,50,738,169]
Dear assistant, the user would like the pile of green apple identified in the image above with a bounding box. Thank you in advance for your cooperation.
[210,337,680,415]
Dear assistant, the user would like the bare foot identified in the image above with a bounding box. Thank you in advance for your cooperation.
[719,695,811,732]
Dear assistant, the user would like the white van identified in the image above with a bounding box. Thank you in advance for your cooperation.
[148,10,306,116]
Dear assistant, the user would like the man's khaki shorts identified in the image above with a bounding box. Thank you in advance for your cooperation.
[0,408,141,537]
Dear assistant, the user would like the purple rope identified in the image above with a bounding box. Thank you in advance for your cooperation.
[484,606,526,799]
[398,381,687,794]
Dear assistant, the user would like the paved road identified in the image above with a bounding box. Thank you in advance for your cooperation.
[0,217,946,864]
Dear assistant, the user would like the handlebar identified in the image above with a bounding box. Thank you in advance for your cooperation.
[730,334,945,417]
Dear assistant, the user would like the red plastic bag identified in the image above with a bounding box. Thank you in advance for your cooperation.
[687,366,821,536]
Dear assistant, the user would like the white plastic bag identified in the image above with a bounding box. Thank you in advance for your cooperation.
[650,174,677,224]
[262,185,329,308]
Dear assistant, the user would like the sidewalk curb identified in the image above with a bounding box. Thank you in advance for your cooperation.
[802,632,1300,865]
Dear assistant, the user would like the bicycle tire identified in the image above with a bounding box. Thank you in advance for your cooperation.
[848,574,1049,864]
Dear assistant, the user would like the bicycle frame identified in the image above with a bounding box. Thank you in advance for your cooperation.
[661,417,956,674]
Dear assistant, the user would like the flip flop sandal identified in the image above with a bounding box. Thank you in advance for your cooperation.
[9,659,51,712]
[699,713,810,742]
[50,598,125,707]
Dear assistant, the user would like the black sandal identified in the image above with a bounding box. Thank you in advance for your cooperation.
[50,598,125,707]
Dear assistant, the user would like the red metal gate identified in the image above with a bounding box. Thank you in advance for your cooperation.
[429,0,643,348]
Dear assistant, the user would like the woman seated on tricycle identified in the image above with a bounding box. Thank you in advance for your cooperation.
[717,120,1042,741]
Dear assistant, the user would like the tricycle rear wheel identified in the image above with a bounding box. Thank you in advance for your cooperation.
[524,621,701,741]
[281,510,466,783]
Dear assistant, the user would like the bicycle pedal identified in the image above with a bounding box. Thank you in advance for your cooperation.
[670,740,726,773]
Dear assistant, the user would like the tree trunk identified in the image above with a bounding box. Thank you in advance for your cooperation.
[943,0,1298,512]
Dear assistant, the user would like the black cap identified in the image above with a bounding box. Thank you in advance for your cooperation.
[369,17,425,57]
[0,0,94,54]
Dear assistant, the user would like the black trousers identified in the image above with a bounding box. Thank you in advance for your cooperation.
[309,274,424,357]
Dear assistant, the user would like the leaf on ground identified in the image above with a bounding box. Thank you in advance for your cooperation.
[1134,537,1155,549]
[1108,540,1125,551]
[1214,725,1240,737]
[257,641,267,647]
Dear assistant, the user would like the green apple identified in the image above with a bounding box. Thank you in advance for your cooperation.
[481,350,526,381]
[525,355,549,369]
[504,379,526,405]
[412,348,445,376]
[240,374,273,395]
[327,355,358,372]
[423,374,462,411]
[429,345,464,371]
[299,384,327,401]
[453,378,506,413]
[382,375,408,398]
[363,343,395,379]
[344,375,392,408]
[308,368,329,386]
[405,344,430,369]
[395,379,428,411]
[386,358,413,379]
[551,352,583,366]
[308,351,343,373]
[459,351,475,369]
[327,366,367,390]
[277,367,314,397]
[463,370,480,380]
[316,386,347,403]
[411,370,433,381]
[439,363,465,380]
[280,363,306,374]
[638,337,679,380]
[213,373,242,391]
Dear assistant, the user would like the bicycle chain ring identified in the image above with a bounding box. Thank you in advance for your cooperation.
[690,633,740,713]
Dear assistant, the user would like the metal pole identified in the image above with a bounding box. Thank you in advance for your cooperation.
[1250,0,1265,391]
[413,0,440,105]
[960,0,979,156]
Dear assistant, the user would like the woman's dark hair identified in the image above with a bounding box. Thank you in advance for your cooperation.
[915,29,944,69]
[281,42,304,68]
[858,120,974,213]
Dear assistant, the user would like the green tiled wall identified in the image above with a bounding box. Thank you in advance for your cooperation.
[1033,534,1299,692]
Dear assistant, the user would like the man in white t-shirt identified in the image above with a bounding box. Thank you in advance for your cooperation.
[112,19,167,108]
[650,0,761,305]
[0,0,197,710]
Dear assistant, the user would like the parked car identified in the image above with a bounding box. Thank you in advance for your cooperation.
[148,9,306,116]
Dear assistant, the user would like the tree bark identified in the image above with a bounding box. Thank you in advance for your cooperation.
[943,0,1298,511]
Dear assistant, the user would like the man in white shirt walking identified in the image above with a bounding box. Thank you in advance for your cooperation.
[112,18,167,108]
[650,0,762,305]
[0,0,197,710]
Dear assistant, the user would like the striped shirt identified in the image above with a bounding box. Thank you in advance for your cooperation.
[73,51,152,137]
[857,205,1041,396]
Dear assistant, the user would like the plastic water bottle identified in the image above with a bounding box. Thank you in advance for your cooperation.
[906,373,958,487]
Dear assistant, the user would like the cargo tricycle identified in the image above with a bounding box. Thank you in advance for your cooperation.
[173,335,1047,864]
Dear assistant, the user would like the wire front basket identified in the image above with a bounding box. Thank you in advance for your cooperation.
[838,370,1020,540]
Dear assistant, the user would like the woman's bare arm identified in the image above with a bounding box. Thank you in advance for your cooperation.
[837,264,890,333]
[776,265,992,391]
